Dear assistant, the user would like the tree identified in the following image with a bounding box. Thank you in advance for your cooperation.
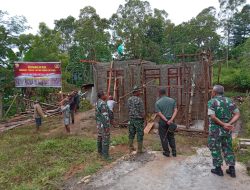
[231,4,250,46]
[110,0,152,59]
[218,0,247,65]
[143,9,172,62]
[164,7,220,59]
[190,7,220,51]
[74,6,111,61]
[24,22,63,61]
[64,6,111,85]
[0,10,29,65]
[54,16,76,52]
[0,10,29,118]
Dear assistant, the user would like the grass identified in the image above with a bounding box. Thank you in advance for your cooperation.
[239,96,250,137]
[111,134,129,146]
[235,96,250,175]
[0,117,129,190]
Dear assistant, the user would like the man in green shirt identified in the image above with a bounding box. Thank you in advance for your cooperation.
[155,88,178,157]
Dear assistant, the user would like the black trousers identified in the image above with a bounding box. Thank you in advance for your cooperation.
[158,122,176,155]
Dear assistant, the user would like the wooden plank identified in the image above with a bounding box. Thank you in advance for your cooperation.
[240,142,250,148]
[240,142,250,145]
[239,138,250,142]
[144,122,154,134]
[203,55,209,133]
[150,113,157,120]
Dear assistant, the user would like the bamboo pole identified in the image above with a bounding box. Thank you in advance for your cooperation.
[107,60,114,96]
[4,94,18,118]
[23,98,59,108]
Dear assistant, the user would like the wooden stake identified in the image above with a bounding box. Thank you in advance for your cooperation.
[107,60,114,96]
[4,94,18,118]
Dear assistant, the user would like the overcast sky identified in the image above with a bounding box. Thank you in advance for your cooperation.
[1,0,249,34]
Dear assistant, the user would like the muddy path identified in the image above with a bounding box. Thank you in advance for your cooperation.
[69,148,250,190]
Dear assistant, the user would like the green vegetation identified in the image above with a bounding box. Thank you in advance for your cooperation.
[79,99,93,112]
[239,97,250,137]
[111,134,129,146]
[0,119,129,190]
[234,97,250,175]
[237,147,250,175]
[213,38,250,91]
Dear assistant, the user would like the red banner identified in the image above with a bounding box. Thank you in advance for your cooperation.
[14,62,62,87]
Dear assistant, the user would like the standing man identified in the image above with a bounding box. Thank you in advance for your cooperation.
[107,96,117,126]
[95,90,111,160]
[33,100,47,131]
[74,90,80,112]
[61,100,71,133]
[155,88,178,157]
[127,86,145,153]
[208,85,240,177]
[69,92,76,124]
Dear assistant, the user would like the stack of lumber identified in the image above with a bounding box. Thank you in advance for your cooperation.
[0,99,61,133]
[239,138,250,149]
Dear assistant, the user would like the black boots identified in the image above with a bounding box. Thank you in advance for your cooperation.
[226,166,236,178]
[97,141,102,155]
[137,142,144,154]
[211,166,236,177]
[163,152,170,157]
[211,167,224,176]
[102,145,112,160]
[129,139,136,153]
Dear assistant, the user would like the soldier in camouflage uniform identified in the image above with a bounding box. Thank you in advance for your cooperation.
[208,85,240,177]
[95,90,111,160]
[127,86,145,153]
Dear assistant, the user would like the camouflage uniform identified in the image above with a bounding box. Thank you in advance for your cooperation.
[95,99,111,158]
[208,95,239,167]
[127,95,145,152]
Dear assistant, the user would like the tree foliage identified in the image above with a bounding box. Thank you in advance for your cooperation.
[0,10,29,65]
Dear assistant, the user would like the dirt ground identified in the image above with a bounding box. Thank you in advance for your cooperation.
[68,148,250,190]
[58,109,249,190]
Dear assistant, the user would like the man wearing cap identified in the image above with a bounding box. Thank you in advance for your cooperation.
[208,85,240,177]
[155,88,178,157]
[95,90,111,160]
[127,86,145,153]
